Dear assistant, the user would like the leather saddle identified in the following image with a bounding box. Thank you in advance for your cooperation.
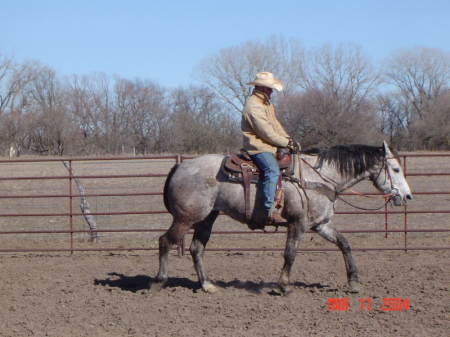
[222,148,293,222]
[223,148,292,182]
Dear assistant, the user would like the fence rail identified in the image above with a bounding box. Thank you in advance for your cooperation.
[0,153,449,254]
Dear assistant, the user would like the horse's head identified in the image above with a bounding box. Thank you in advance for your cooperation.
[369,141,413,206]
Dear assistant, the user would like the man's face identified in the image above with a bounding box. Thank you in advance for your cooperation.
[255,85,273,97]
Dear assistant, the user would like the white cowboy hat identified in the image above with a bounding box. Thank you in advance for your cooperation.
[247,71,283,91]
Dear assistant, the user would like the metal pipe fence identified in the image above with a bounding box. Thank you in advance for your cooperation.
[0,153,449,254]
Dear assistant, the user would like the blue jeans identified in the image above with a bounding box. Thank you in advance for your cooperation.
[250,152,280,212]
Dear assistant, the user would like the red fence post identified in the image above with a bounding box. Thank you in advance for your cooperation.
[384,201,389,239]
[403,155,408,252]
[68,160,74,254]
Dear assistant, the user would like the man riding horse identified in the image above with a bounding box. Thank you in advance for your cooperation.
[242,71,300,229]
[156,81,412,292]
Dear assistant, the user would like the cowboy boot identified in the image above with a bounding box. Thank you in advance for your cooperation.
[267,209,288,226]
[248,209,288,230]
[247,206,288,230]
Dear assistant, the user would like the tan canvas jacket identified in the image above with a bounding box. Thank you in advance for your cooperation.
[241,92,290,154]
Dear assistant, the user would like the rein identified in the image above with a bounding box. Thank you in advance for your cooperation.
[337,193,393,211]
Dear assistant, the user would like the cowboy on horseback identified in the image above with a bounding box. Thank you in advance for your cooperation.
[242,72,300,228]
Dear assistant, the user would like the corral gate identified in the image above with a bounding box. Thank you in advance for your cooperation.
[0,153,449,254]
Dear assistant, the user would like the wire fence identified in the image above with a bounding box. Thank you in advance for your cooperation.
[0,153,449,254]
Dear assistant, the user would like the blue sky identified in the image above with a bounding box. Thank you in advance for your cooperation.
[2,0,450,87]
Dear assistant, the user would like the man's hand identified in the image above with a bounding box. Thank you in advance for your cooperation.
[287,138,300,153]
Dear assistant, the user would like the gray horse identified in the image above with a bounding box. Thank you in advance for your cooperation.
[155,142,412,294]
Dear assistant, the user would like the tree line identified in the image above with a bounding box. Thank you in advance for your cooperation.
[1,36,449,156]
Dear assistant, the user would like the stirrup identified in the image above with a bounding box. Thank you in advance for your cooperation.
[247,221,265,231]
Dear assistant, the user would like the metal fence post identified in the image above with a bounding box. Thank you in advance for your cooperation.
[68,160,74,255]
[384,202,389,239]
[403,155,408,252]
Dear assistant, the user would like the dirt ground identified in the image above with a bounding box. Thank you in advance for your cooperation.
[0,248,449,337]
[0,154,449,336]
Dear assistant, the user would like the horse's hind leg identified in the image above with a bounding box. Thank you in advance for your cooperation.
[155,220,191,287]
[313,221,360,292]
[189,211,219,293]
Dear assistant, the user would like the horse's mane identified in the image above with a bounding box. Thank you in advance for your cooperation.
[302,144,386,177]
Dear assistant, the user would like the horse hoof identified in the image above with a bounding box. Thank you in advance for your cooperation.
[150,283,164,292]
[347,281,361,293]
[281,288,293,297]
[151,278,167,292]
[202,282,218,294]
[275,284,293,296]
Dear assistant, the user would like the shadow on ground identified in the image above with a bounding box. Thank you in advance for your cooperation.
[215,279,332,295]
[94,272,199,292]
[94,273,334,295]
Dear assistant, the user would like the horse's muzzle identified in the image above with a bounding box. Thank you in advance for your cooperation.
[392,190,413,206]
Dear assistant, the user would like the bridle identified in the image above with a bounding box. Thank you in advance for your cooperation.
[300,154,399,211]
[339,158,398,211]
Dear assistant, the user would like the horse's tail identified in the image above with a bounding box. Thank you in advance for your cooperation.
[163,163,179,213]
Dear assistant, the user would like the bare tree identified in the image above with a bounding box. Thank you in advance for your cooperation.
[170,86,240,153]
[2,44,448,154]
[197,36,306,114]
[66,74,121,154]
[67,74,105,139]
[0,55,35,115]
[23,65,73,155]
[300,43,381,112]
[279,88,381,148]
[407,90,450,149]
[376,93,409,147]
[0,55,38,153]
[384,47,450,123]
[114,78,170,154]
[379,47,450,149]
[277,43,381,147]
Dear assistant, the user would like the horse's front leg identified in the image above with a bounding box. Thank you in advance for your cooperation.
[278,221,304,295]
[313,221,360,292]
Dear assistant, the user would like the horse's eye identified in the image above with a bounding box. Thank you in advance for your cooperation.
[393,168,400,173]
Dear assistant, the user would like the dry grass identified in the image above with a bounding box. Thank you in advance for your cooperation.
[0,153,449,252]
